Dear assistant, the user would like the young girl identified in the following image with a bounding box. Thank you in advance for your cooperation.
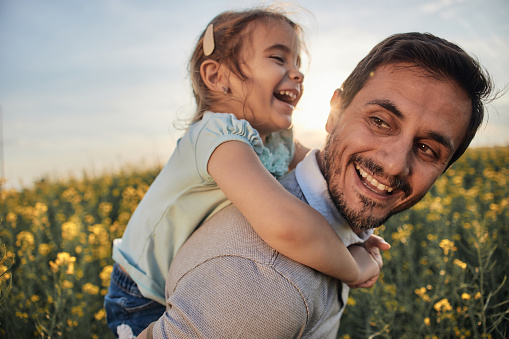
[105,7,385,338]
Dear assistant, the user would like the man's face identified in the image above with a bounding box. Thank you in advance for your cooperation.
[321,64,472,230]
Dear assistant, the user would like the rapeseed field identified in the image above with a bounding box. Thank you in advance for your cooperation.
[1,147,508,338]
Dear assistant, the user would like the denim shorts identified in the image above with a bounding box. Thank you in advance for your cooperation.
[104,264,166,337]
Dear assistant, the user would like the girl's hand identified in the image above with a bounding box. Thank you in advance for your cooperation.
[347,235,390,289]
[363,235,391,270]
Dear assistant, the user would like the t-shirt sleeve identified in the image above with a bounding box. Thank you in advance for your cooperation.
[193,113,264,181]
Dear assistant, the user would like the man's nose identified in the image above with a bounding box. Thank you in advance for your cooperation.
[377,139,412,178]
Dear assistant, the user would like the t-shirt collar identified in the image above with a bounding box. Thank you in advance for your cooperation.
[295,149,372,246]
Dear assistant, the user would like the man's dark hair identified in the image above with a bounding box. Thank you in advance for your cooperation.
[340,32,493,169]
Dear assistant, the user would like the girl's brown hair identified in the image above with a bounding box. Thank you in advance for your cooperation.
[189,7,305,123]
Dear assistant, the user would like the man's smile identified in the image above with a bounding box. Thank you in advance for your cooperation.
[355,163,394,194]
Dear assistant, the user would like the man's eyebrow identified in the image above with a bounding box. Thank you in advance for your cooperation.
[427,131,455,153]
[367,99,404,119]
[368,100,455,152]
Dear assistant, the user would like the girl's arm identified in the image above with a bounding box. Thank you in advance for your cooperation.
[347,245,382,288]
[208,140,362,284]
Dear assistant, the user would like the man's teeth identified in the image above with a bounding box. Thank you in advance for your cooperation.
[278,90,296,100]
[355,164,393,193]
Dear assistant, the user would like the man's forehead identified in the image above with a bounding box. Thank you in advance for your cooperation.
[355,64,471,147]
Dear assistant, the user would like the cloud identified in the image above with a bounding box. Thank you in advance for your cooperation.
[419,0,467,14]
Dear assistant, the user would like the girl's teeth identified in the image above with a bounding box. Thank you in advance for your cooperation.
[280,90,296,99]
[355,164,393,193]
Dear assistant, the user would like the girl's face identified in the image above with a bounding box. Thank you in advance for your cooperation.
[225,20,304,140]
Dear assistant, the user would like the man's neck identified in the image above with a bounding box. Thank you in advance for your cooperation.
[315,149,326,177]
[315,150,366,236]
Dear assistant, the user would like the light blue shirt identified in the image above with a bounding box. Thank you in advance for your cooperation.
[112,112,294,304]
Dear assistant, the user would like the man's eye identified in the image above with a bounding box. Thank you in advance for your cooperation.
[417,143,437,158]
[372,117,389,128]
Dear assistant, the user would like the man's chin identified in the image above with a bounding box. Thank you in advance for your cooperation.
[332,192,390,230]
[340,207,389,231]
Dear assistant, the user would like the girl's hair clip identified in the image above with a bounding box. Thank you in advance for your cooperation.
[203,24,215,56]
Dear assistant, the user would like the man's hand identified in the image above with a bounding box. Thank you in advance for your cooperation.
[348,235,390,289]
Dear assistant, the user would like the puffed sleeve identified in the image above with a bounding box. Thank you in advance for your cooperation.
[262,127,295,178]
[193,113,264,182]
[148,256,308,339]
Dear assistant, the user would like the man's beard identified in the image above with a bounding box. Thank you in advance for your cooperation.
[321,134,416,231]
[329,185,391,230]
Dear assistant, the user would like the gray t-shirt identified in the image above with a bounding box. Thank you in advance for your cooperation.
[149,150,372,338]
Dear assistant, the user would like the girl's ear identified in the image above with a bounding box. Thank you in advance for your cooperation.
[200,60,229,93]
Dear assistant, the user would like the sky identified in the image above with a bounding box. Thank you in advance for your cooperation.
[1,0,508,190]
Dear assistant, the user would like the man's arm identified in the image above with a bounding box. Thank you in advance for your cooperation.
[140,255,308,339]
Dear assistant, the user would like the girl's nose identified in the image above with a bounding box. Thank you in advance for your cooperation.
[290,69,304,83]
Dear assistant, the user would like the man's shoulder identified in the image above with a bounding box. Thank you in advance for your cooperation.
[166,202,342,337]
[167,201,339,298]
[168,204,302,288]
[278,170,308,203]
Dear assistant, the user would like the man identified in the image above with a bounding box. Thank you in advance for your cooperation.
[139,32,493,338]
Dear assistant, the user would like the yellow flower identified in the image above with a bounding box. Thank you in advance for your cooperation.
[427,233,437,241]
[453,259,467,269]
[62,220,80,241]
[94,308,106,321]
[415,287,427,297]
[461,293,471,300]
[84,214,95,224]
[0,267,11,282]
[439,239,457,255]
[415,287,431,302]
[434,298,453,312]
[347,296,356,306]
[99,202,113,216]
[38,243,52,256]
[62,280,74,289]
[6,212,17,223]
[474,292,482,299]
[49,252,76,274]
[424,317,430,326]
[15,311,29,319]
[83,283,100,295]
[16,231,35,248]
[100,265,113,287]
[67,319,78,327]
[72,305,84,317]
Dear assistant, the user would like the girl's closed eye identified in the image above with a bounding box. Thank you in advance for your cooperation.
[270,55,285,63]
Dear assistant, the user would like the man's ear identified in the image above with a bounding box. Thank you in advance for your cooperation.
[326,89,342,133]
[200,60,228,93]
